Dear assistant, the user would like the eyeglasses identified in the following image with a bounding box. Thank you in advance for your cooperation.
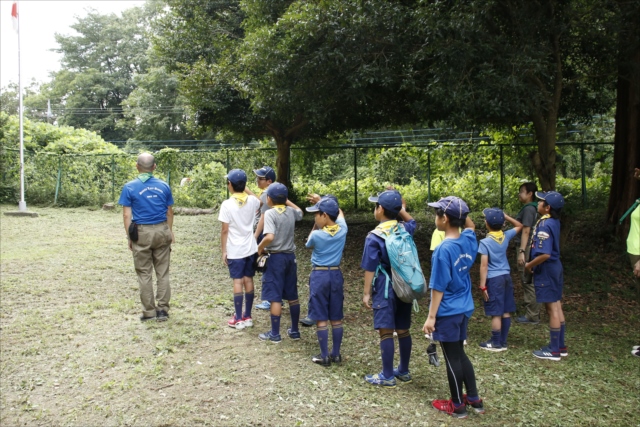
[256,177,267,181]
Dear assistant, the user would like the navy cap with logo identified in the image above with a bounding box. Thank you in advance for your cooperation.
[368,190,403,215]
[253,166,276,182]
[225,169,247,184]
[535,191,565,210]
[267,182,288,204]
[428,196,470,219]
[483,207,505,228]
[306,197,340,217]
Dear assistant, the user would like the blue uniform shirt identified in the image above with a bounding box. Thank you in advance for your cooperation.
[429,228,478,317]
[477,228,517,278]
[530,217,561,261]
[306,217,348,266]
[118,176,174,224]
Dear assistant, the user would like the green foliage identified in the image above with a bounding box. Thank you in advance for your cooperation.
[172,161,228,208]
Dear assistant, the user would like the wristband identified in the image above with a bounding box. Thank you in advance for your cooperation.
[479,286,487,291]
[519,249,525,253]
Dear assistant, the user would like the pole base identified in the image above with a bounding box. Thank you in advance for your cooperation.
[18,201,27,212]
[4,211,38,218]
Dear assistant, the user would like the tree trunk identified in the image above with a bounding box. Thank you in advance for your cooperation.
[274,134,293,189]
[530,112,558,191]
[607,7,640,236]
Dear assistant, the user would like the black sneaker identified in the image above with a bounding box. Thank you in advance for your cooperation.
[156,310,169,322]
[140,315,155,322]
[330,354,342,365]
[312,354,331,367]
[300,316,314,327]
[463,394,486,414]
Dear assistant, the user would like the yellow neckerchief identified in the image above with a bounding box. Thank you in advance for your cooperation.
[322,224,341,237]
[272,204,286,214]
[487,230,505,244]
[230,192,248,208]
[375,220,398,235]
[532,214,551,237]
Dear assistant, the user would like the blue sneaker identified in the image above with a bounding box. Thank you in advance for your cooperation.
[287,328,301,340]
[364,372,397,388]
[479,340,506,352]
[392,369,412,383]
[258,331,282,343]
[256,301,271,310]
[532,348,560,361]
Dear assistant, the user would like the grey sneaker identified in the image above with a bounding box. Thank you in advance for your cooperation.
[258,331,282,343]
[516,316,539,325]
[392,369,412,383]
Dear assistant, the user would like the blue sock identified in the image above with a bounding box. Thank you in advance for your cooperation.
[270,314,281,336]
[317,326,329,358]
[397,331,412,373]
[380,333,394,379]
[233,293,243,320]
[560,322,566,349]
[331,324,343,357]
[491,329,501,347]
[549,327,560,353]
[501,317,512,347]
[244,290,254,318]
[289,300,300,333]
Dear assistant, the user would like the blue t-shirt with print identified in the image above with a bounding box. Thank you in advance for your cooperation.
[429,228,478,317]
[306,217,348,266]
[477,228,517,278]
[118,176,174,224]
[530,217,561,261]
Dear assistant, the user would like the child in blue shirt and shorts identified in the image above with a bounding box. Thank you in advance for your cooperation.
[361,189,416,388]
[423,196,484,418]
[477,208,522,351]
[256,183,304,343]
[305,197,348,367]
[525,191,567,361]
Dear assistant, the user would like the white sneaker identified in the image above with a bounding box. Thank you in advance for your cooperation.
[242,316,253,327]
[228,316,245,330]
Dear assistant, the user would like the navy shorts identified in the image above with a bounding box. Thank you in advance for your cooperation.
[371,277,412,330]
[227,253,257,279]
[482,273,516,316]
[533,261,563,303]
[261,252,298,303]
[433,313,469,343]
[308,269,344,321]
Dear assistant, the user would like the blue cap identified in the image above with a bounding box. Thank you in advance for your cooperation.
[253,166,276,182]
[428,196,470,219]
[323,194,338,204]
[535,191,565,210]
[225,169,247,184]
[483,207,505,228]
[368,190,402,215]
[267,182,288,203]
[306,197,340,217]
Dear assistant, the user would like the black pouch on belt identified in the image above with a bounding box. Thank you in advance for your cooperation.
[128,221,139,242]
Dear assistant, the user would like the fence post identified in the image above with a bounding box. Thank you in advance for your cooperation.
[111,155,115,201]
[581,144,587,208]
[353,146,358,210]
[427,149,431,203]
[54,155,62,205]
[226,149,230,199]
[499,145,504,209]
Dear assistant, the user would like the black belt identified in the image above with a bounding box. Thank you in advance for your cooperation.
[312,266,341,271]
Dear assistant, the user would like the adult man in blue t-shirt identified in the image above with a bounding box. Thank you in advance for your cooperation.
[119,153,175,322]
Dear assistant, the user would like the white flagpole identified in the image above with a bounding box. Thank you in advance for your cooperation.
[17,1,26,211]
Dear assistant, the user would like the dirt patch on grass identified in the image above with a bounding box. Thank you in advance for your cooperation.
[1,206,638,426]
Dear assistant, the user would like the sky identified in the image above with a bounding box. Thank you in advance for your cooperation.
[1,0,146,88]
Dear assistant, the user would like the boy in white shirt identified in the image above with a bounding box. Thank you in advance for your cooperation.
[219,169,262,330]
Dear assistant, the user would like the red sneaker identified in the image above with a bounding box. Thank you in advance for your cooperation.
[227,315,245,330]
[432,399,468,419]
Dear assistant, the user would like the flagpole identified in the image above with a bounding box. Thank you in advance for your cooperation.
[17,0,26,211]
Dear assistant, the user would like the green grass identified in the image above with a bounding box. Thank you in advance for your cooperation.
[0,205,638,426]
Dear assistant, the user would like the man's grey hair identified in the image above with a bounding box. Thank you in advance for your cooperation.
[137,153,155,172]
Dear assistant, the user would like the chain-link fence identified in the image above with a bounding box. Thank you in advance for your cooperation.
[0,141,614,213]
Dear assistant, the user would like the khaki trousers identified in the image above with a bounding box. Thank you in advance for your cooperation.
[516,245,541,322]
[132,222,172,317]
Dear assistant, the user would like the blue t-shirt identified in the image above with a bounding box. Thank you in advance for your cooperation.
[530,217,561,261]
[118,177,174,224]
[305,217,348,266]
[477,228,517,278]
[429,228,478,317]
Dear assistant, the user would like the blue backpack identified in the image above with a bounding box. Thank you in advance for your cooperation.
[371,223,427,309]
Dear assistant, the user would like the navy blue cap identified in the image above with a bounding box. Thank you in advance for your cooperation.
[253,166,276,182]
[368,190,403,215]
[267,182,288,203]
[535,191,565,210]
[225,169,247,184]
[428,196,470,219]
[306,197,340,217]
[323,194,338,204]
[483,207,505,228]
